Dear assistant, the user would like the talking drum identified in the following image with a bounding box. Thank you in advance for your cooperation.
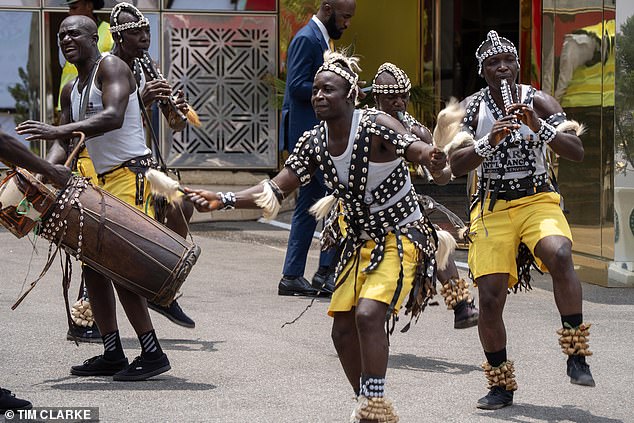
[39,175,200,306]
[0,168,57,238]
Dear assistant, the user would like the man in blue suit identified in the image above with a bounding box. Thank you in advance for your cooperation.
[278,0,356,296]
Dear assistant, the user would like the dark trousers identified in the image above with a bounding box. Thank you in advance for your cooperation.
[282,170,335,277]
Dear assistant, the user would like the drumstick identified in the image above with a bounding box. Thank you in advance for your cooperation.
[64,131,86,167]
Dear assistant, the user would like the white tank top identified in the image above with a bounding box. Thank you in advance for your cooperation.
[70,54,150,174]
[329,109,422,229]
[474,84,548,180]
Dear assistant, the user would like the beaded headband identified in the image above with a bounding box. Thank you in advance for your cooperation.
[110,2,149,34]
[475,30,519,75]
[372,62,411,94]
[316,50,361,100]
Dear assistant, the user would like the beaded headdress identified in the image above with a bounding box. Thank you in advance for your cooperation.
[110,2,149,34]
[316,50,361,101]
[372,62,411,94]
[475,30,519,75]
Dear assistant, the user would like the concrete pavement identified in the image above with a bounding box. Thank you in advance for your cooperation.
[0,217,632,422]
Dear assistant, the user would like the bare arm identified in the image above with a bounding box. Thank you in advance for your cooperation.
[185,167,302,212]
[374,113,437,168]
[411,124,452,185]
[508,90,584,162]
[0,132,71,188]
[449,96,520,176]
[16,55,134,141]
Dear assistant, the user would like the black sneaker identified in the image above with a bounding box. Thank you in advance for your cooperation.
[0,388,32,413]
[453,301,479,329]
[476,386,514,410]
[148,300,195,328]
[67,323,102,343]
[71,355,129,376]
[567,355,595,387]
[113,353,171,381]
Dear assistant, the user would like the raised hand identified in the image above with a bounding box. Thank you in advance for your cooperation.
[141,79,172,106]
[507,103,541,133]
[488,115,521,147]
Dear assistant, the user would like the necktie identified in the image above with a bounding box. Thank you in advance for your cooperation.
[328,39,335,52]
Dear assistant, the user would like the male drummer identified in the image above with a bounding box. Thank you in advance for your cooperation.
[16,15,170,381]
[0,130,71,412]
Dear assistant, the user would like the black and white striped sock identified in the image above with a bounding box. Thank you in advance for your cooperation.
[102,330,125,361]
[139,329,163,360]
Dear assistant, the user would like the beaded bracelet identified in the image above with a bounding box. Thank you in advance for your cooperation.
[536,119,557,144]
[217,191,236,210]
[473,135,496,158]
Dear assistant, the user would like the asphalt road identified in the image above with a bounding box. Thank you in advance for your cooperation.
[0,217,632,422]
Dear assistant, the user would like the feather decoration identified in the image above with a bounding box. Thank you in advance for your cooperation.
[556,119,586,137]
[309,194,337,221]
[186,107,201,127]
[432,98,464,150]
[146,168,183,203]
[436,229,458,271]
[254,180,281,220]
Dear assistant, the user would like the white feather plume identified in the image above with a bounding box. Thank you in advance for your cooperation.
[146,169,182,203]
[254,180,281,221]
[435,229,458,271]
[556,119,586,137]
[433,98,465,150]
[444,131,475,157]
[309,194,337,221]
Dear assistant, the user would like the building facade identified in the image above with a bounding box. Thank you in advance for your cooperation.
[0,0,632,286]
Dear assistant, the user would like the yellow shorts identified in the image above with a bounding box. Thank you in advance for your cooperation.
[98,166,155,218]
[76,151,99,185]
[328,232,418,316]
[468,191,572,287]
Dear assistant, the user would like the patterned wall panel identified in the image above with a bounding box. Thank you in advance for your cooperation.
[162,14,277,169]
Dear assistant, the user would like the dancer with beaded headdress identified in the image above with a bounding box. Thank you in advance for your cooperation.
[186,50,444,422]
[46,2,197,332]
[433,30,595,409]
[372,62,479,330]
[109,1,197,327]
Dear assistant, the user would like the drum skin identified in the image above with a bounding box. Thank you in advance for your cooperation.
[40,176,200,306]
[0,169,57,238]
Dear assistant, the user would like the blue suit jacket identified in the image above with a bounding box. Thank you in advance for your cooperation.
[279,19,328,153]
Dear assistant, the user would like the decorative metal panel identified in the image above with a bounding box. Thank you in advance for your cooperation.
[162,14,277,169]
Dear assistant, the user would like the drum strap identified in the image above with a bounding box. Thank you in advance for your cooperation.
[12,230,66,310]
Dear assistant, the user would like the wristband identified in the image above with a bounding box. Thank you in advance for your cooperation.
[536,118,557,144]
[217,191,236,210]
[474,135,497,158]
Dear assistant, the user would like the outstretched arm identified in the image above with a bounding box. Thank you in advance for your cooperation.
[375,113,438,169]
[185,167,302,212]
[0,131,71,188]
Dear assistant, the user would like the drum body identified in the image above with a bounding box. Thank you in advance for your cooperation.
[40,176,200,306]
[0,169,57,238]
